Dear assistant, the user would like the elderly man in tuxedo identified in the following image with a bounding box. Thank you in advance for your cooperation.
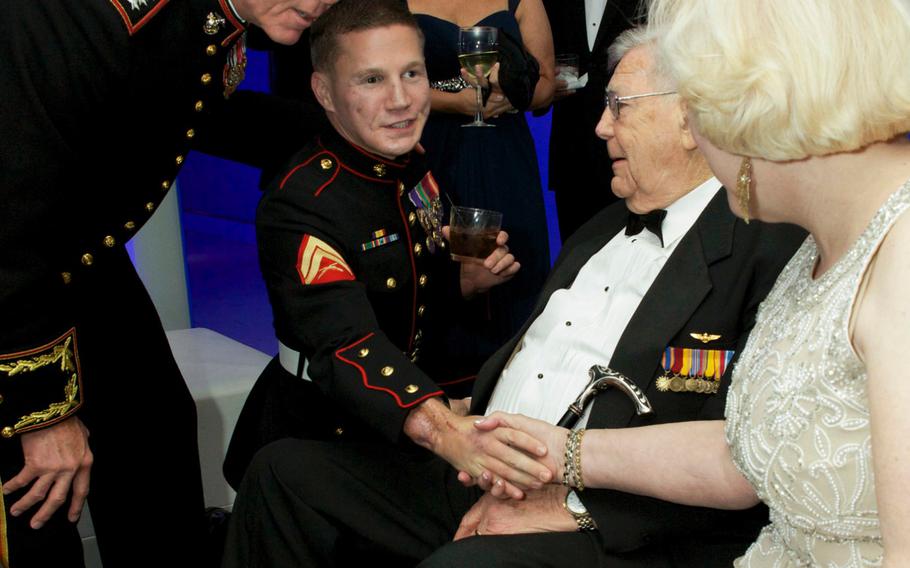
[225,28,806,568]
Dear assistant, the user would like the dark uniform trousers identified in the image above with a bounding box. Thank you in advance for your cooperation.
[225,439,727,568]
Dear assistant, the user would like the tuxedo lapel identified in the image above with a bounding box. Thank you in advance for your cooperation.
[592,0,638,55]
[588,190,737,429]
[568,0,587,52]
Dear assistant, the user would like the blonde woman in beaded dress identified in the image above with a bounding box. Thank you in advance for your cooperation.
[463,0,910,565]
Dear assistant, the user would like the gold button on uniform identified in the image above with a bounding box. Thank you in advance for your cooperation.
[386,277,397,289]
[1,426,13,439]
[405,384,419,394]
[381,366,395,377]
[194,101,204,112]
[413,243,423,256]
[146,202,156,213]
[61,272,72,285]
[201,73,212,85]
[358,348,370,358]
[81,253,94,266]
[320,158,333,170]
[124,221,137,231]
[206,44,218,56]
[417,305,426,317]
[373,163,387,177]
[408,212,417,226]
[398,182,406,196]
[103,236,116,248]
[186,129,195,139]
[418,274,428,287]
[162,180,171,190]
[176,155,184,166]
[334,427,344,436]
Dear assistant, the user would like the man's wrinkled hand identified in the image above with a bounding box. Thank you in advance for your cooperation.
[449,397,472,417]
[453,485,577,540]
[3,416,92,529]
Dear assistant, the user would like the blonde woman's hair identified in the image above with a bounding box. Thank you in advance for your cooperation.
[646,0,910,161]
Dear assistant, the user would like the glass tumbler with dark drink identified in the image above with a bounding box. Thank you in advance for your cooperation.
[449,206,503,263]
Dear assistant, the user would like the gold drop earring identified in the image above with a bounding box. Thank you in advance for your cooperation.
[736,157,752,224]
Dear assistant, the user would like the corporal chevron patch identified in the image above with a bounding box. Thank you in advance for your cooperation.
[108,0,169,35]
[297,235,355,285]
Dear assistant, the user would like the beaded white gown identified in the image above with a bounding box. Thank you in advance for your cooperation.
[725,180,910,567]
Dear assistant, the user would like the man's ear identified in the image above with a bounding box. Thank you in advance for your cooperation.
[311,71,335,113]
[678,99,698,151]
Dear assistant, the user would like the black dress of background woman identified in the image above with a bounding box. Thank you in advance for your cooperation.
[410,0,555,381]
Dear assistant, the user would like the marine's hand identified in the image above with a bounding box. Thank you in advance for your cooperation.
[443,227,520,297]
[404,399,553,500]
[3,416,92,528]
[453,486,577,540]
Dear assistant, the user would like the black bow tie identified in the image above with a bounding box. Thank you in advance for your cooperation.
[625,209,667,246]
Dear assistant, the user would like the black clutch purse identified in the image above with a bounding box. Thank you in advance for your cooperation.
[490,27,541,111]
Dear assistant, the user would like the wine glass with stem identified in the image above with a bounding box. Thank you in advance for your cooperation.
[457,26,499,128]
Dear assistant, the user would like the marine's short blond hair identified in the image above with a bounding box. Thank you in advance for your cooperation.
[647,0,910,161]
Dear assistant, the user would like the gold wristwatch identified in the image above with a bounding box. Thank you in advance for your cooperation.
[564,490,597,531]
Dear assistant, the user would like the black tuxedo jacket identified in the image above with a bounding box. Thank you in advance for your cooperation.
[543,0,640,235]
[470,190,807,565]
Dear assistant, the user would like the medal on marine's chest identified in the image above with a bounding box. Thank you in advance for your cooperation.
[408,171,445,252]
[223,32,247,98]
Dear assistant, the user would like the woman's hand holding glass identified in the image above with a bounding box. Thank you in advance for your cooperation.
[457,26,500,127]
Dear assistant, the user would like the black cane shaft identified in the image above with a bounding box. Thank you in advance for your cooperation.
[557,411,579,429]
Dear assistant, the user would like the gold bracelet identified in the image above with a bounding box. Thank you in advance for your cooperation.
[574,428,586,492]
[563,428,586,490]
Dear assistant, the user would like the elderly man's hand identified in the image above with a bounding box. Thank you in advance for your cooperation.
[444,227,521,297]
[453,485,577,540]
[2,416,93,529]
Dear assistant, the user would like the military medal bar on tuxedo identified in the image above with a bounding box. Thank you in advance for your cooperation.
[656,347,734,393]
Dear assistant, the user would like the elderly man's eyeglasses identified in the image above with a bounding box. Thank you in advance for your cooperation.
[605,89,677,120]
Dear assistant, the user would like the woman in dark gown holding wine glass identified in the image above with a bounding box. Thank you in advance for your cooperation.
[406,0,555,384]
